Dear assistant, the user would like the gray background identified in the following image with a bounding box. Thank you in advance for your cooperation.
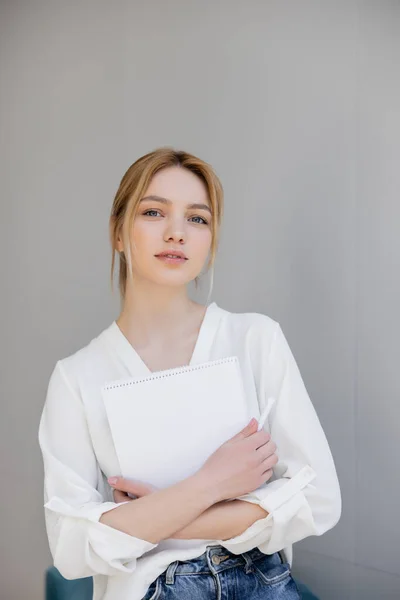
[1,1,399,599]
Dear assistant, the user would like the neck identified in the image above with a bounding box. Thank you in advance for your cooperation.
[116,280,207,345]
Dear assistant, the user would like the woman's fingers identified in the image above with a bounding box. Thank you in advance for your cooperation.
[256,439,278,475]
[113,489,131,503]
[257,439,277,461]
[262,453,279,469]
[108,476,156,497]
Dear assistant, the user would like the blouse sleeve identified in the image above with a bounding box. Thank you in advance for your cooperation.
[38,360,157,580]
[217,321,341,555]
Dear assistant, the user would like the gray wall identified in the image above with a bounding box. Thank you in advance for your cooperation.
[1,1,399,599]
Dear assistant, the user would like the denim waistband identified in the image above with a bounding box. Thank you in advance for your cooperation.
[163,545,284,583]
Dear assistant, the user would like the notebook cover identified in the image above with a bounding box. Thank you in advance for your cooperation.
[101,356,250,489]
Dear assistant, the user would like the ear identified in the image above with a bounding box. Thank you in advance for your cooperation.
[110,217,124,253]
[115,238,124,253]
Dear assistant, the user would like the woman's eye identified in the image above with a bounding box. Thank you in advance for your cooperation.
[143,210,161,217]
[190,216,208,225]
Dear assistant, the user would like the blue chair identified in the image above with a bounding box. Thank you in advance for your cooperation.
[45,565,319,599]
[45,567,92,600]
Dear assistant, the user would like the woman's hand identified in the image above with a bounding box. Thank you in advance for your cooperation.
[196,418,278,503]
[108,476,158,503]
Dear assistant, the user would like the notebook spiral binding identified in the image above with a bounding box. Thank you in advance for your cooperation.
[102,356,239,391]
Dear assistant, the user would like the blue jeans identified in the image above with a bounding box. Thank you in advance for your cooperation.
[142,544,301,599]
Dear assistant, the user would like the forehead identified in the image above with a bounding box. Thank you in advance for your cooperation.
[145,167,210,205]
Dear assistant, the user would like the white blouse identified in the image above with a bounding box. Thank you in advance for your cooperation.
[38,301,341,600]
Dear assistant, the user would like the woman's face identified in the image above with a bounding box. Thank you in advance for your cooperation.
[121,166,213,287]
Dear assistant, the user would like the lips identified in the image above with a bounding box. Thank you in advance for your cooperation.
[155,251,188,259]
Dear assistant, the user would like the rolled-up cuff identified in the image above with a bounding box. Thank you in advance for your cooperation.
[235,465,316,511]
[45,497,158,575]
[217,466,317,555]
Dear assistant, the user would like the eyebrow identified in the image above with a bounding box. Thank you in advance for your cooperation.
[140,195,212,214]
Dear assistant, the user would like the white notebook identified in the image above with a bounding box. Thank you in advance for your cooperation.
[101,356,251,490]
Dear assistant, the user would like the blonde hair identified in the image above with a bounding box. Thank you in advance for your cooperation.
[109,147,224,302]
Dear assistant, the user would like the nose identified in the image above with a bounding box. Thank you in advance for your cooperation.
[163,218,186,243]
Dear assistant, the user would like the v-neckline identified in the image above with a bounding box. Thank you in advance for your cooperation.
[107,301,219,377]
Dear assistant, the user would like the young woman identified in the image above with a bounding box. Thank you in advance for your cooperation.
[39,147,341,600]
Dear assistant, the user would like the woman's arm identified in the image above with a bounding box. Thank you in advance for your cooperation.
[171,500,269,541]
[110,477,269,542]
[99,473,217,543]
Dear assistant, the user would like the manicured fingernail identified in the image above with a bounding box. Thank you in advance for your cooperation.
[108,477,118,485]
